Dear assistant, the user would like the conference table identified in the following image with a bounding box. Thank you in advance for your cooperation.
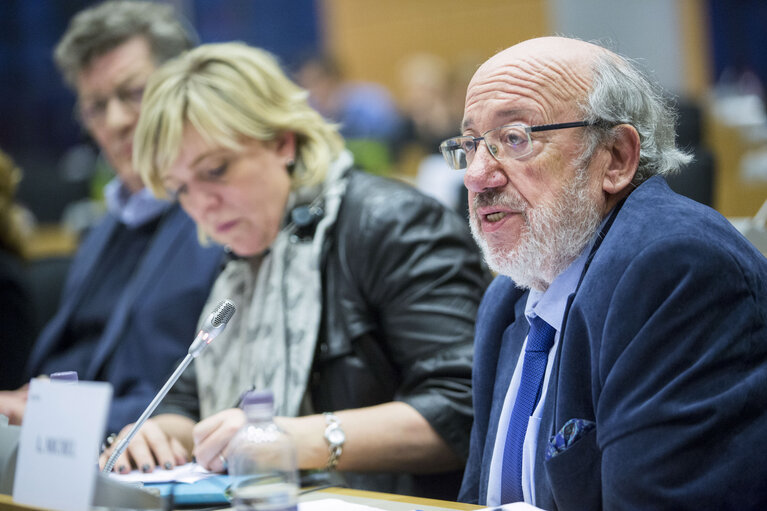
[0,487,483,511]
[301,486,483,510]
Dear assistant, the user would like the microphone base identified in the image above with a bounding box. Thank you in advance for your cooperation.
[93,473,163,509]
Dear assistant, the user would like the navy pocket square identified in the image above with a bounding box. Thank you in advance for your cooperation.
[546,418,596,460]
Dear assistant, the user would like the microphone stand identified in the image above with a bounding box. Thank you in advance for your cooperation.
[102,352,195,474]
[102,299,235,474]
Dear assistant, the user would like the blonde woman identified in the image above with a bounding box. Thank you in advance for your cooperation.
[101,42,489,499]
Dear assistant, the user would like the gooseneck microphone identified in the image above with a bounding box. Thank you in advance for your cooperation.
[102,299,236,474]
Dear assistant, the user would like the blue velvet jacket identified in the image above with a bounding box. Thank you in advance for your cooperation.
[460,177,767,509]
[26,204,222,433]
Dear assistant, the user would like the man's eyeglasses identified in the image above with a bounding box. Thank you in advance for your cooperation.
[439,121,593,170]
[78,84,146,126]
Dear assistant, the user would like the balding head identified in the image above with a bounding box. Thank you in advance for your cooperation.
[464,37,612,131]
[476,36,608,83]
[462,36,691,186]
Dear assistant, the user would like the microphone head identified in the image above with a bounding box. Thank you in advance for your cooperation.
[211,299,236,327]
[189,299,237,357]
[201,299,236,332]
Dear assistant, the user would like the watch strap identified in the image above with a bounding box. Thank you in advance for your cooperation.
[323,412,345,470]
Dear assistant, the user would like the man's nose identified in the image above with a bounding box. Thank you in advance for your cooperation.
[463,141,507,193]
[103,97,137,131]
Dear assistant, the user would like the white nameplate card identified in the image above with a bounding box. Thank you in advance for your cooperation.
[13,378,112,511]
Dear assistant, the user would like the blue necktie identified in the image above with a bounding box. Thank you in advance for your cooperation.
[501,316,556,503]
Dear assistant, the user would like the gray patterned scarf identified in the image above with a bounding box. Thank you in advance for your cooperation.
[195,151,352,418]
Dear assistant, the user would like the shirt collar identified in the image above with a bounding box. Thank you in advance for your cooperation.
[525,248,589,333]
[104,177,170,228]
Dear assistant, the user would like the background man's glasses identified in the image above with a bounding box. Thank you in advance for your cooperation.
[78,84,146,126]
[439,121,593,170]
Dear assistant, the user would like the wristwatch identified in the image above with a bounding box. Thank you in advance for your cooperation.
[323,412,346,470]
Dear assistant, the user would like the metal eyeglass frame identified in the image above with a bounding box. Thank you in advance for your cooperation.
[438,120,593,170]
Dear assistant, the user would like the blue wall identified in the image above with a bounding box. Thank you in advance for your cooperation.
[709,0,767,92]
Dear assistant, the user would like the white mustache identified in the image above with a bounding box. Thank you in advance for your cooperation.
[473,188,528,213]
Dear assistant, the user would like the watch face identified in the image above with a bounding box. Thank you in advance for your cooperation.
[327,427,346,445]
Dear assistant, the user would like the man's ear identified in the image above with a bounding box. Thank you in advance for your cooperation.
[602,124,640,195]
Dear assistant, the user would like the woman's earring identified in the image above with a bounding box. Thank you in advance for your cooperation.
[286,159,295,174]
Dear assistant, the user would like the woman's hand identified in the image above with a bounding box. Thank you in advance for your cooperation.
[192,408,246,472]
[99,416,191,473]
[0,387,28,425]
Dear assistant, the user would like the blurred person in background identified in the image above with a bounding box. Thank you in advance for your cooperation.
[0,148,36,397]
[101,41,490,500]
[0,0,222,435]
[397,53,461,155]
[295,54,402,175]
[397,53,474,217]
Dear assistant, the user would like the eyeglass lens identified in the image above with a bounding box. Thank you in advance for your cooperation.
[439,124,531,170]
[79,85,145,125]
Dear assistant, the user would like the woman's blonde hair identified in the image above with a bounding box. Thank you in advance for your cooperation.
[135,41,344,196]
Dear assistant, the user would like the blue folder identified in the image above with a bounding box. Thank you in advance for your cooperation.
[147,474,231,507]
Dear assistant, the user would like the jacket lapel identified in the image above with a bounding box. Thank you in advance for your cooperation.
[26,216,119,375]
[85,207,183,378]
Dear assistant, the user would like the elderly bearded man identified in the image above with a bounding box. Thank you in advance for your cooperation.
[443,37,767,510]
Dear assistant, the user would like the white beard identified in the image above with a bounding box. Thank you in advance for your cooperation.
[470,168,603,291]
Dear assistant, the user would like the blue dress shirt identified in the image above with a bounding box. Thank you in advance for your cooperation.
[104,178,169,228]
[486,247,589,507]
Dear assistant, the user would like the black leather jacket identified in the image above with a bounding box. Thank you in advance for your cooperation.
[159,170,490,499]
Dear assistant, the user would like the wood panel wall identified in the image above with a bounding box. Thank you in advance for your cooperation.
[320,0,549,102]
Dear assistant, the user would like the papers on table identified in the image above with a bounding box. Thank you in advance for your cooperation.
[107,461,214,484]
[299,500,386,510]
[478,503,544,510]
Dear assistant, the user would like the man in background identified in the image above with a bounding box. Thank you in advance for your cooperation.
[0,1,222,446]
